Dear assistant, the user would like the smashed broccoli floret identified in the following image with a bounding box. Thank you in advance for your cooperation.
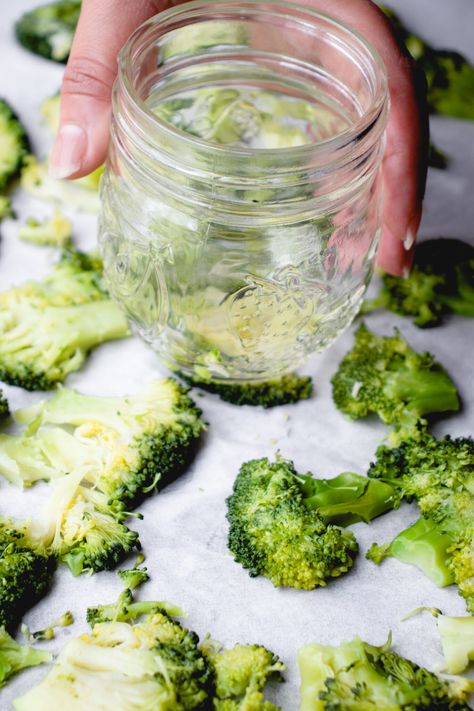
[226,457,360,589]
[0,248,129,390]
[437,615,474,674]
[381,5,474,120]
[298,633,474,710]
[331,323,459,439]
[361,239,474,327]
[18,208,72,247]
[15,0,81,63]
[21,155,101,213]
[0,519,56,631]
[0,98,29,192]
[202,640,285,710]
[183,372,313,408]
[0,626,51,688]
[367,433,474,612]
[15,605,212,710]
[0,378,204,506]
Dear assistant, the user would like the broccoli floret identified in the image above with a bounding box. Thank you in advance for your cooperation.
[361,239,474,327]
[298,633,474,710]
[86,588,183,627]
[381,6,474,120]
[15,605,212,710]
[367,433,474,612]
[21,155,101,213]
[0,519,56,631]
[202,641,285,710]
[18,209,72,247]
[0,389,8,418]
[331,323,459,439]
[30,472,140,576]
[0,249,129,390]
[0,627,51,688]
[1,379,204,506]
[118,563,149,590]
[437,615,474,674]
[183,371,313,408]
[226,457,359,589]
[0,98,29,192]
[15,0,81,63]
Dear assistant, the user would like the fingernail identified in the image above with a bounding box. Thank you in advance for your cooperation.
[403,229,416,252]
[48,124,87,179]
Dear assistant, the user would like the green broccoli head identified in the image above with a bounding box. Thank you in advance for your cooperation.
[226,457,358,590]
[0,626,51,688]
[361,239,474,327]
[0,98,29,192]
[0,249,129,390]
[298,634,474,710]
[10,378,205,506]
[15,0,81,63]
[437,615,474,675]
[202,641,285,710]
[16,605,212,710]
[0,519,56,632]
[367,434,474,612]
[183,371,313,408]
[331,323,459,438]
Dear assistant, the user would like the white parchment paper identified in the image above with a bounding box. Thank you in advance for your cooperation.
[1,1,473,708]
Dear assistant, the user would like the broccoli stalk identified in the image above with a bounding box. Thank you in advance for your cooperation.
[15,605,212,711]
[0,627,51,688]
[331,323,459,439]
[15,0,81,63]
[86,588,183,627]
[226,457,396,590]
[367,433,474,612]
[0,519,56,632]
[361,239,474,327]
[437,615,474,674]
[0,249,129,390]
[202,640,285,710]
[298,633,474,710]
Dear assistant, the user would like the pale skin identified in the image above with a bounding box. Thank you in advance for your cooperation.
[49,0,428,276]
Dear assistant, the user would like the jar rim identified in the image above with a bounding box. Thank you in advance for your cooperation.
[118,0,388,163]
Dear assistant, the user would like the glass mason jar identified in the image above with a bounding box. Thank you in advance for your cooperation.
[99,0,388,383]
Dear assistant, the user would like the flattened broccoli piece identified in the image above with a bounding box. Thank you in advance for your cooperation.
[15,605,212,710]
[437,615,474,675]
[0,249,129,390]
[18,209,72,247]
[0,519,56,632]
[367,433,474,612]
[21,155,101,213]
[183,372,313,408]
[226,457,359,589]
[15,0,81,63]
[298,633,474,710]
[361,239,474,327]
[0,389,8,418]
[381,5,474,120]
[331,323,459,439]
[0,98,29,192]
[0,627,51,688]
[202,641,285,710]
[3,378,204,506]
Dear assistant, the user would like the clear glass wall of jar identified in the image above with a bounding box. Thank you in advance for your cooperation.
[99,0,388,382]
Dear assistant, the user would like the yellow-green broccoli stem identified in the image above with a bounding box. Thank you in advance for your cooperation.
[437,615,474,674]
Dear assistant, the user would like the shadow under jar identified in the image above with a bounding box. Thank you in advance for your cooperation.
[99,0,388,383]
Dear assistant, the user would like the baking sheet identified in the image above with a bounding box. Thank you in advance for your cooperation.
[1,0,474,707]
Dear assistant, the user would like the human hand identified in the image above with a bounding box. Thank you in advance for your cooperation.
[50,0,428,277]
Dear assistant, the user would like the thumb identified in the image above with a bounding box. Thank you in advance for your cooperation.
[49,0,165,180]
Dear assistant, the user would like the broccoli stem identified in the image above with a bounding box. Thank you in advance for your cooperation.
[380,517,455,588]
[383,368,459,417]
[297,472,397,526]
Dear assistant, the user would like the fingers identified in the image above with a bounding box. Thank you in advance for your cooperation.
[49,0,165,179]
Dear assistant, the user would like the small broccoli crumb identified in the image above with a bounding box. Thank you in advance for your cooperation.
[18,209,72,247]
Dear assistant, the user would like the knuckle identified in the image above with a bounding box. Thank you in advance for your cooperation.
[62,56,116,101]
